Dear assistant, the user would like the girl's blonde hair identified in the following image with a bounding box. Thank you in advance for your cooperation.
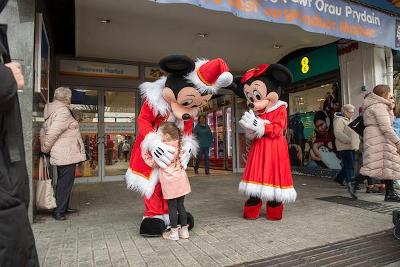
[159,122,182,165]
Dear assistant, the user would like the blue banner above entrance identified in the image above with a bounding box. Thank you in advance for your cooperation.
[153,0,400,50]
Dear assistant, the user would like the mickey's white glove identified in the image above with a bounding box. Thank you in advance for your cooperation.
[180,142,193,169]
[239,110,269,138]
[149,141,176,169]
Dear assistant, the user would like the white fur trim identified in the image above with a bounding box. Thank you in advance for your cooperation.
[139,76,170,116]
[182,135,199,156]
[215,71,234,89]
[266,100,288,113]
[143,214,170,226]
[141,132,162,152]
[125,168,159,198]
[185,58,233,94]
[239,181,297,203]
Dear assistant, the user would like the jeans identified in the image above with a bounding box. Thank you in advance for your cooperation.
[194,147,210,172]
[168,196,187,228]
[337,150,355,184]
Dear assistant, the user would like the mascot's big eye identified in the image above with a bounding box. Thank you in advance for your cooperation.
[246,93,254,103]
[253,90,262,100]
[181,99,193,106]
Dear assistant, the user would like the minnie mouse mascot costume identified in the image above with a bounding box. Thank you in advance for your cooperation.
[232,64,297,220]
[126,55,233,236]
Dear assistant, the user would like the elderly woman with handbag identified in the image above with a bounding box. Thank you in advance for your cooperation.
[40,87,86,220]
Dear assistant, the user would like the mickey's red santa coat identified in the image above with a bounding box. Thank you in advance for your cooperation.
[125,55,232,236]
[232,64,297,221]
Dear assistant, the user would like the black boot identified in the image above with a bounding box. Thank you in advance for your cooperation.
[346,182,358,200]
[384,180,400,202]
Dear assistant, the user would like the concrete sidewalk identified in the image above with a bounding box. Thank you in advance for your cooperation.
[32,174,400,267]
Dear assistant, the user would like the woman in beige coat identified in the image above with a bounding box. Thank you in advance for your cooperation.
[333,104,359,199]
[360,85,400,202]
[40,87,86,220]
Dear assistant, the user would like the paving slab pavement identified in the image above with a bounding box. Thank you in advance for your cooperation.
[32,174,400,267]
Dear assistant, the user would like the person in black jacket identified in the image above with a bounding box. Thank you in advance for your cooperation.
[0,11,39,266]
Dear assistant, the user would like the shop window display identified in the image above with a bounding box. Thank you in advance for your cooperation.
[195,95,233,170]
[287,83,342,171]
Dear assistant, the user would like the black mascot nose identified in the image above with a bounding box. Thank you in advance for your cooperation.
[182,113,191,121]
[247,103,255,109]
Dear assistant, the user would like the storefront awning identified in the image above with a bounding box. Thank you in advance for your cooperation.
[153,0,400,50]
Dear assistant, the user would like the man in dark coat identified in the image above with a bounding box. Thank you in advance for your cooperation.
[0,1,39,264]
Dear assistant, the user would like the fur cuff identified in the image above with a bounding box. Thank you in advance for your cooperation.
[182,135,199,156]
[125,168,159,198]
[141,132,162,152]
[239,181,297,203]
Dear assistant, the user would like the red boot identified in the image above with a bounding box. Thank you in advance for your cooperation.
[243,198,262,219]
[266,201,283,221]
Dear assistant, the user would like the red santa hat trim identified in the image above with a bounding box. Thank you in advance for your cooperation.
[186,58,233,94]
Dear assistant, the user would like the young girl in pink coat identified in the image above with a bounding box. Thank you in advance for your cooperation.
[142,122,191,240]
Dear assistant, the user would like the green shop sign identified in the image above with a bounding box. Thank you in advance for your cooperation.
[286,43,339,83]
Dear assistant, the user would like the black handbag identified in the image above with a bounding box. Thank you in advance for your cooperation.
[348,115,365,137]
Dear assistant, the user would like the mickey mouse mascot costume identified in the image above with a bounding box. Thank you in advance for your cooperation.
[126,55,232,236]
[232,64,296,220]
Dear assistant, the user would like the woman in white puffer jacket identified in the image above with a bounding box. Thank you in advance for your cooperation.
[40,87,86,220]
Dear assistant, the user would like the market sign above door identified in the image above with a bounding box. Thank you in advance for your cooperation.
[286,43,339,82]
[59,59,139,79]
[153,0,400,50]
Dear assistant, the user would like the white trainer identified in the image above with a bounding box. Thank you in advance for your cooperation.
[163,228,179,241]
[179,225,190,239]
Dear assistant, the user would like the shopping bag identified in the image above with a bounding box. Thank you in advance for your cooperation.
[36,156,57,210]
[348,115,365,137]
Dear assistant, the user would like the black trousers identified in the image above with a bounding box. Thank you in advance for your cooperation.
[54,164,76,214]
[168,196,187,228]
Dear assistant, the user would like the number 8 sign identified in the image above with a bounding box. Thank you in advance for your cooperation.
[301,57,309,74]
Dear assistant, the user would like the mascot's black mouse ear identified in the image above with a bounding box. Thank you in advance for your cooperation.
[268,64,293,89]
[159,55,195,75]
[227,76,245,99]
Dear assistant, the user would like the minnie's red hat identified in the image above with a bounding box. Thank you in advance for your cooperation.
[241,64,270,84]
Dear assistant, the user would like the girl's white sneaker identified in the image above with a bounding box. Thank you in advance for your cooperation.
[179,225,189,239]
[163,228,179,241]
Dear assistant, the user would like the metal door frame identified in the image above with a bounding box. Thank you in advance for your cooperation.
[73,86,139,183]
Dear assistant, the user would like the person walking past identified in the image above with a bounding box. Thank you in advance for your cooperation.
[122,140,130,162]
[360,85,400,202]
[333,104,359,199]
[193,115,213,175]
[41,87,87,220]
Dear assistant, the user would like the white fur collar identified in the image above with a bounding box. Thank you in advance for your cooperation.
[266,100,287,113]
[139,76,170,116]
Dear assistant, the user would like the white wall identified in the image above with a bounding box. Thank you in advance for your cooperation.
[339,42,389,115]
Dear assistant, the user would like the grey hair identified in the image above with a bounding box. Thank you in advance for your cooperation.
[54,87,72,103]
[342,104,355,113]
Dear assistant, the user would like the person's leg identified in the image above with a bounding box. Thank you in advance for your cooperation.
[176,196,187,227]
[342,151,357,199]
[194,148,201,174]
[54,164,76,218]
[164,199,179,240]
[384,180,400,202]
[335,151,344,185]
[167,199,178,228]
[204,147,210,174]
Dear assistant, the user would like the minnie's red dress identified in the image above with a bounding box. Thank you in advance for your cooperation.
[239,101,297,203]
